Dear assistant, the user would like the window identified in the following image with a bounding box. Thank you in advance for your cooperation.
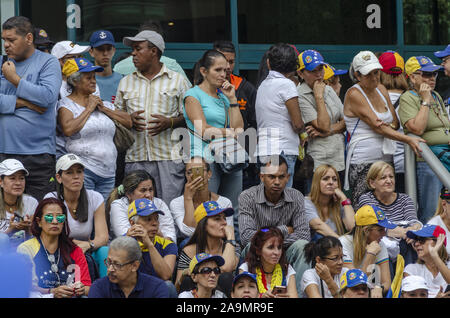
[18,0,67,42]
[403,0,449,45]
[74,0,231,43]
[238,0,397,45]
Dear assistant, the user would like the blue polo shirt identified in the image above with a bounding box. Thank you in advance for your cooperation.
[88,272,168,298]
[139,235,178,278]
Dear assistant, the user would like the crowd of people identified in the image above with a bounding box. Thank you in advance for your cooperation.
[0,15,449,299]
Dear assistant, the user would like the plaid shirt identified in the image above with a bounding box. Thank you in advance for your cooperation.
[114,63,191,162]
[238,183,310,248]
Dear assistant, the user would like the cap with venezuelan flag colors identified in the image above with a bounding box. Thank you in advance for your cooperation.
[128,198,164,219]
[355,205,397,229]
[298,49,327,71]
[405,56,443,76]
[62,57,104,78]
[323,63,348,81]
[378,51,405,75]
[194,201,234,224]
[406,224,447,247]
[189,253,225,275]
[340,269,368,291]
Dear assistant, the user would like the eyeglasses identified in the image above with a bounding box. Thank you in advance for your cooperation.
[322,255,344,262]
[195,267,221,275]
[104,259,136,270]
[43,214,66,223]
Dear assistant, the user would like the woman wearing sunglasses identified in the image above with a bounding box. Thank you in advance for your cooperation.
[175,201,237,297]
[17,198,91,297]
[398,56,449,224]
[240,227,298,298]
[404,225,450,298]
[178,253,226,298]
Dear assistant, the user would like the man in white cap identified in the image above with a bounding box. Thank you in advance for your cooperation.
[114,30,191,206]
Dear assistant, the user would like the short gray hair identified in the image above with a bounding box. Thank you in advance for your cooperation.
[109,236,142,262]
[66,71,83,91]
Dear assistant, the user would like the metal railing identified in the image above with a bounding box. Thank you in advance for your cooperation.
[404,134,450,209]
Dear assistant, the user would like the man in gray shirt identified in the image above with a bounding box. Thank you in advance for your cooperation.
[238,155,311,293]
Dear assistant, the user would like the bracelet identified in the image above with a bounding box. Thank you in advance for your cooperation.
[341,198,351,206]
[229,103,239,108]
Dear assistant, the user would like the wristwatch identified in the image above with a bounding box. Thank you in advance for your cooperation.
[421,101,430,107]
[89,240,95,251]
[229,103,239,108]
[341,198,352,207]
[225,240,237,247]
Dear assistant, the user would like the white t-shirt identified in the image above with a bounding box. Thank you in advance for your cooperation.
[339,234,389,266]
[389,92,405,174]
[300,267,348,298]
[178,289,226,298]
[57,97,117,178]
[109,196,176,243]
[0,195,38,233]
[169,195,233,239]
[239,262,296,291]
[44,190,104,241]
[427,215,450,255]
[404,262,450,298]
[256,70,300,156]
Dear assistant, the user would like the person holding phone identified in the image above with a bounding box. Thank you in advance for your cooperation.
[0,159,38,246]
[239,227,298,298]
[17,198,91,297]
[170,157,234,247]
[304,164,355,241]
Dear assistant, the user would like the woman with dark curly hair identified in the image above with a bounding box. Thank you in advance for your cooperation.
[17,197,91,297]
[239,227,298,298]
[256,43,304,187]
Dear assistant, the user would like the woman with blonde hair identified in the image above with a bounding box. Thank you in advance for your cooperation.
[357,161,421,264]
[305,164,355,240]
[428,187,450,255]
[339,205,397,295]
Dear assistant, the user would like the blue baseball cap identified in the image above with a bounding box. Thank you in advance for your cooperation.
[405,56,444,76]
[298,49,327,71]
[62,58,104,78]
[128,198,164,219]
[434,44,450,59]
[90,30,115,48]
[189,253,225,274]
[194,201,234,224]
[355,205,397,229]
[233,271,257,287]
[406,224,447,246]
[340,269,368,291]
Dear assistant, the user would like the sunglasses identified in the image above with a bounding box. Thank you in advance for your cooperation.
[196,267,221,275]
[418,71,438,79]
[416,237,437,244]
[43,214,66,223]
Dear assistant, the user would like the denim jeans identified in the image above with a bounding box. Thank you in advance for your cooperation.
[283,154,298,188]
[83,168,116,201]
[208,163,243,244]
[416,161,442,224]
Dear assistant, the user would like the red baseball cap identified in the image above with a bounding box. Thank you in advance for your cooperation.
[378,51,405,75]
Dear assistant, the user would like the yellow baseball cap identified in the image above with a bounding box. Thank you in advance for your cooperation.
[355,205,397,229]
[194,201,234,224]
[405,56,443,76]
[189,253,225,274]
[340,269,368,291]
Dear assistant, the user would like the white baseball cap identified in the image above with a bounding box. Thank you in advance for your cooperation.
[352,51,383,76]
[401,275,429,292]
[56,154,85,173]
[0,159,29,176]
[123,31,165,53]
[51,40,90,60]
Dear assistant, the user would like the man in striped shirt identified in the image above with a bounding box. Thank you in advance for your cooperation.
[238,155,311,292]
[115,30,191,205]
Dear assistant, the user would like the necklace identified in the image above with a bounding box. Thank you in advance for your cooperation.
[41,238,61,274]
